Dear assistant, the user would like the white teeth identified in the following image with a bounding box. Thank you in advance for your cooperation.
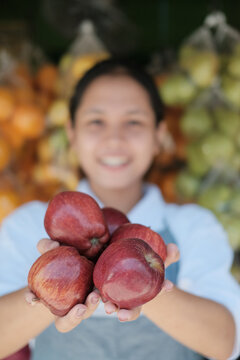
[100,156,128,166]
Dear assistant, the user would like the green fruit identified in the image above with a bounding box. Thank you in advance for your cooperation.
[180,46,219,88]
[227,55,240,78]
[200,132,235,167]
[186,142,210,177]
[159,73,197,106]
[175,170,201,199]
[233,43,240,57]
[230,152,240,172]
[235,132,240,148]
[221,75,240,108]
[231,264,240,283]
[214,107,240,137]
[180,107,213,138]
[198,184,232,213]
[216,213,240,251]
[229,190,240,215]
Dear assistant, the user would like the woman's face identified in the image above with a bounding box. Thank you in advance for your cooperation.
[69,74,161,192]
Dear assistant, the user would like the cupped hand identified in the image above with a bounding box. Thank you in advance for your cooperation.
[104,242,180,322]
[25,238,101,333]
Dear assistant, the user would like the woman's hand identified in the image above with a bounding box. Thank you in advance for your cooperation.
[104,242,180,322]
[25,238,101,333]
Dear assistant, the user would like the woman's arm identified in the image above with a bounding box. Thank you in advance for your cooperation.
[142,286,236,360]
[0,287,54,358]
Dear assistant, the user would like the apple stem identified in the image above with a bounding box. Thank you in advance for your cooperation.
[32,296,40,302]
[91,237,99,246]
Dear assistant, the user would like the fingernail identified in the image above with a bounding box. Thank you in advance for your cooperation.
[165,281,173,291]
[119,315,130,322]
[119,311,130,321]
[91,295,100,304]
[49,242,59,250]
[76,307,86,318]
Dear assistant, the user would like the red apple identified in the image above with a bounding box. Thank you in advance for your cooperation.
[3,345,31,360]
[102,207,130,235]
[110,223,167,262]
[28,246,94,316]
[93,238,165,309]
[44,191,109,258]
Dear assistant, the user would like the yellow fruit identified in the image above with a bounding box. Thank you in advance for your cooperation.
[47,99,69,127]
[71,53,108,80]
[59,54,73,73]
[36,137,53,163]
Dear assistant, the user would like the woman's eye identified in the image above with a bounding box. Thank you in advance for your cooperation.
[88,119,104,126]
[127,120,142,126]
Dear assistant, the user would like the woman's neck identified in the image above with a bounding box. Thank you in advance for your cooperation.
[89,181,144,214]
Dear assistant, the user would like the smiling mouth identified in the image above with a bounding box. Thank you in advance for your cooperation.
[99,156,129,167]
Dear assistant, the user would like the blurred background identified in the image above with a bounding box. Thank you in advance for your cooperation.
[1,1,240,358]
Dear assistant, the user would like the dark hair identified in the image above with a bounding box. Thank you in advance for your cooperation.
[69,58,164,126]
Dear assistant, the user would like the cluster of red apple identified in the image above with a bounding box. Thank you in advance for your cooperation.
[28,191,166,316]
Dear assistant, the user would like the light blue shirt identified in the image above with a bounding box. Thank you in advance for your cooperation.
[0,180,240,359]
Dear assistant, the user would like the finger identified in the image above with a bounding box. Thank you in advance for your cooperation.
[25,289,40,306]
[117,306,142,322]
[37,238,60,254]
[55,304,87,333]
[81,290,101,319]
[160,279,174,293]
[104,301,118,315]
[165,243,180,268]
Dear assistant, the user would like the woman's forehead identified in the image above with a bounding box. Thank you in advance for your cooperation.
[78,74,153,109]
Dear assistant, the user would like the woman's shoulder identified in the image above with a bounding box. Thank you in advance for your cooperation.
[2,200,48,227]
[164,201,229,248]
[165,201,221,228]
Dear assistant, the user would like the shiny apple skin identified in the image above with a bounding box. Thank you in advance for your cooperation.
[44,191,109,258]
[102,207,130,236]
[93,238,165,309]
[28,246,94,316]
[3,345,31,360]
[110,223,167,262]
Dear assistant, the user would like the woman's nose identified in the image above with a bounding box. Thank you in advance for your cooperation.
[104,125,125,142]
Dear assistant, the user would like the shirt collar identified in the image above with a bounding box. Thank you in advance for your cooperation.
[77,179,166,232]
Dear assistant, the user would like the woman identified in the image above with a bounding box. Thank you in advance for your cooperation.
[0,58,239,360]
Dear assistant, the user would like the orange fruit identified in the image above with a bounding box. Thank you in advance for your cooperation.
[13,86,35,105]
[12,64,33,87]
[11,104,45,139]
[159,171,179,203]
[35,91,53,112]
[0,136,11,170]
[35,64,58,94]
[0,188,20,223]
[0,87,15,122]
[0,122,25,150]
